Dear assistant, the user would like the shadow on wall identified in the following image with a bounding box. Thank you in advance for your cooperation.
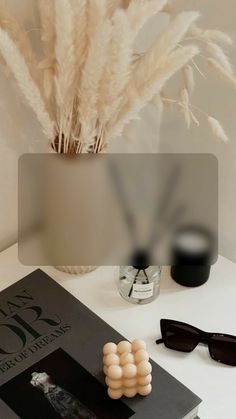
[0,0,46,251]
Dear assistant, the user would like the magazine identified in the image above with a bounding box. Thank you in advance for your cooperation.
[0,269,201,419]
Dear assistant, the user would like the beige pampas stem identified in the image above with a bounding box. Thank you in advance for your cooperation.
[134,11,200,86]
[0,3,38,80]
[204,30,233,46]
[38,0,55,56]
[99,10,133,125]
[180,88,191,128]
[70,0,87,77]
[122,0,132,9]
[126,0,168,38]
[38,0,56,99]
[55,0,76,109]
[188,25,233,46]
[162,1,176,15]
[189,110,200,127]
[0,28,54,139]
[109,44,199,139]
[208,116,229,143]
[207,58,236,86]
[79,20,112,150]
[152,93,164,118]
[107,0,123,16]
[162,96,200,126]
[87,0,106,42]
[207,42,233,75]
[188,23,203,38]
[54,0,77,152]
[183,65,195,95]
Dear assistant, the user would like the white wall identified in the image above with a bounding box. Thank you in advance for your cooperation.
[159,0,236,262]
[0,0,45,251]
[0,0,236,262]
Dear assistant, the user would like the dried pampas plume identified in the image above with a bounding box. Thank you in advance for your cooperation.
[70,0,87,78]
[0,0,234,151]
[0,28,54,139]
[204,30,233,46]
[207,58,236,86]
[79,20,112,150]
[134,11,199,86]
[0,3,38,81]
[183,65,195,95]
[207,42,233,75]
[208,117,229,143]
[180,88,191,128]
[126,0,168,37]
[98,10,133,126]
[38,0,56,98]
[109,44,199,139]
[38,0,55,55]
[55,0,76,109]
[107,0,123,17]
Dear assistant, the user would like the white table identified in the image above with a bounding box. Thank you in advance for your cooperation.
[0,244,235,419]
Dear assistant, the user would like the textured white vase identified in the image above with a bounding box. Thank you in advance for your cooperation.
[50,105,162,276]
[56,265,96,275]
[47,146,98,275]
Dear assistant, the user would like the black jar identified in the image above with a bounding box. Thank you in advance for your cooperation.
[171,225,215,287]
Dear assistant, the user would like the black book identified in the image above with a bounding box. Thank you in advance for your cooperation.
[0,270,201,419]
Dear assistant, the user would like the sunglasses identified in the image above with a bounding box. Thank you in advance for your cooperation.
[156,319,236,366]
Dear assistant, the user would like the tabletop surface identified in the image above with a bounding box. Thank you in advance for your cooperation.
[0,244,235,419]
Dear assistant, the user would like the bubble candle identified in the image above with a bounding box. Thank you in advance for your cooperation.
[103,339,152,400]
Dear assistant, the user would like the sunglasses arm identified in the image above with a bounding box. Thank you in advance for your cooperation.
[156,338,164,345]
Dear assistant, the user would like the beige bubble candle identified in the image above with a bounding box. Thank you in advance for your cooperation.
[103,339,152,400]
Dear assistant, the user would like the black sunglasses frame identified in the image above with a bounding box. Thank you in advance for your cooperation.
[156,319,236,366]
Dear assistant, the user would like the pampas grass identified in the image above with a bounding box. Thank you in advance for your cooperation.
[55,0,75,109]
[207,58,236,86]
[189,25,233,46]
[38,0,55,99]
[109,44,199,138]
[70,0,87,77]
[207,42,233,75]
[0,0,234,150]
[208,117,229,143]
[87,0,107,42]
[0,28,54,139]
[204,30,233,46]
[180,88,191,128]
[78,20,112,151]
[38,0,55,57]
[183,65,195,95]
[152,92,164,116]
[126,0,167,36]
[0,3,38,81]
[107,0,123,17]
[134,11,199,87]
[98,10,132,127]
[54,0,77,152]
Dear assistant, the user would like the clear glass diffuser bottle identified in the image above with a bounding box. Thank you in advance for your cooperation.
[118,265,162,305]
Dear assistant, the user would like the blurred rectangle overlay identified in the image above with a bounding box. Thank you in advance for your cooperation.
[18,154,218,266]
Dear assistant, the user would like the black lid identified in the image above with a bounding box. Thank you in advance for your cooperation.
[132,249,150,270]
[171,225,215,266]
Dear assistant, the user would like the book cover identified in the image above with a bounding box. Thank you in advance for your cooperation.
[0,269,201,418]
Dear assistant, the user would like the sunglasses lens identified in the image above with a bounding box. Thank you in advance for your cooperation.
[209,335,236,366]
[163,322,200,352]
